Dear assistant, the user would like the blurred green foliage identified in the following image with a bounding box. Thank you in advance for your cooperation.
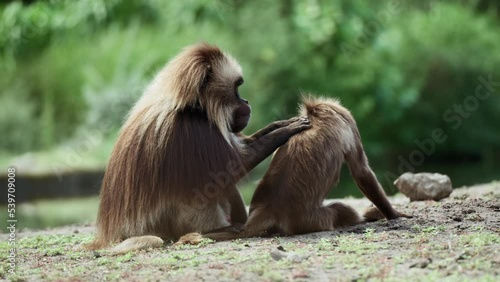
[1,0,499,174]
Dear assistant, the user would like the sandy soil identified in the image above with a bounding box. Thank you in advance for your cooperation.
[1,182,499,281]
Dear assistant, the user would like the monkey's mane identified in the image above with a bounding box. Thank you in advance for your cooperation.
[94,43,245,245]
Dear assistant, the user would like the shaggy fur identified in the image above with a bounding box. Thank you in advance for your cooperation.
[87,43,310,253]
[200,96,411,241]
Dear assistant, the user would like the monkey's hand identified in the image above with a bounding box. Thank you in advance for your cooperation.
[281,116,311,134]
[272,116,307,128]
[246,117,310,143]
[386,210,414,220]
[394,211,413,219]
[241,117,310,171]
[364,207,413,222]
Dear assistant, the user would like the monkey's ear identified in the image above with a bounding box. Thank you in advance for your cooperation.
[169,43,223,108]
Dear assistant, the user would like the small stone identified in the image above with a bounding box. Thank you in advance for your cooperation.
[287,254,304,263]
[455,251,470,261]
[442,203,453,209]
[462,208,475,214]
[270,249,288,261]
[394,172,452,201]
[270,249,307,263]
[409,258,432,268]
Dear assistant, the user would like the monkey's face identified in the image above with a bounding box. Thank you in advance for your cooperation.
[192,47,251,133]
[230,77,251,133]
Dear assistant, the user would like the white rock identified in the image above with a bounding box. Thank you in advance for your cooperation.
[270,249,308,262]
[394,172,452,201]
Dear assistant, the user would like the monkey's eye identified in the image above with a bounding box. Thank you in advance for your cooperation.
[235,78,244,87]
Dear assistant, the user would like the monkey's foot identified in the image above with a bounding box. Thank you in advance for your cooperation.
[109,235,164,255]
[363,206,414,222]
[395,211,414,219]
[175,232,204,245]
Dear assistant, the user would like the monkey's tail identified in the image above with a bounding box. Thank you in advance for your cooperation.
[105,236,164,255]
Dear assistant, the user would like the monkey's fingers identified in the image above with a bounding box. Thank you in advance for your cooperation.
[276,116,310,128]
[363,206,413,221]
[297,116,310,125]
[396,211,414,219]
[289,117,311,130]
[276,116,302,127]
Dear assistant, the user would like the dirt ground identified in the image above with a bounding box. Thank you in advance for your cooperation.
[1,182,499,282]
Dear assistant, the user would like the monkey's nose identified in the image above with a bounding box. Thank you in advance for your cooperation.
[241,98,248,104]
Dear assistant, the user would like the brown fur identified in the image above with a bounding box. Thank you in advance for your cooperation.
[87,43,310,252]
[201,96,411,241]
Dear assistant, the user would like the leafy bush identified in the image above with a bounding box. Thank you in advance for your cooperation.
[0,0,498,173]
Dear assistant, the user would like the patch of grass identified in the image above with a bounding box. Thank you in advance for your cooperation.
[0,234,94,281]
[316,238,337,251]
[18,234,92,249]
[151,255,179,265]
[411,225,422,232]
[459,232,500,248]
[263,270,284,282]
[421,226,446,234]
[116,252,135,263]
[364,227,376,239]
[336,235,383,254]
[96,257,112,266]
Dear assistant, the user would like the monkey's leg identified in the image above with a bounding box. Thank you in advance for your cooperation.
[204,225,244,234]
[326,203,363,228]
[227,187,248,225]
[241,117,310,171]
[289,204,361,234]
[345,145,411,220]
[203,208,275,241]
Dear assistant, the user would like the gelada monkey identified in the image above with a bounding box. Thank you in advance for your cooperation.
[198,96,411,241]
[87,43,310,254]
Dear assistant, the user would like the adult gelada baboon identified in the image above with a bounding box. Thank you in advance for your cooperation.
[199,96,412,241]
[87,43,310,253]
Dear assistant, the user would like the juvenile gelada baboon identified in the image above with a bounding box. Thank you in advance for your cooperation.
[87,43,310,253]
[199,96,411,241]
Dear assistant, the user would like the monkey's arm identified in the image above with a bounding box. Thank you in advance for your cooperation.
[240,117,310,171]
[346,144,412,220]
